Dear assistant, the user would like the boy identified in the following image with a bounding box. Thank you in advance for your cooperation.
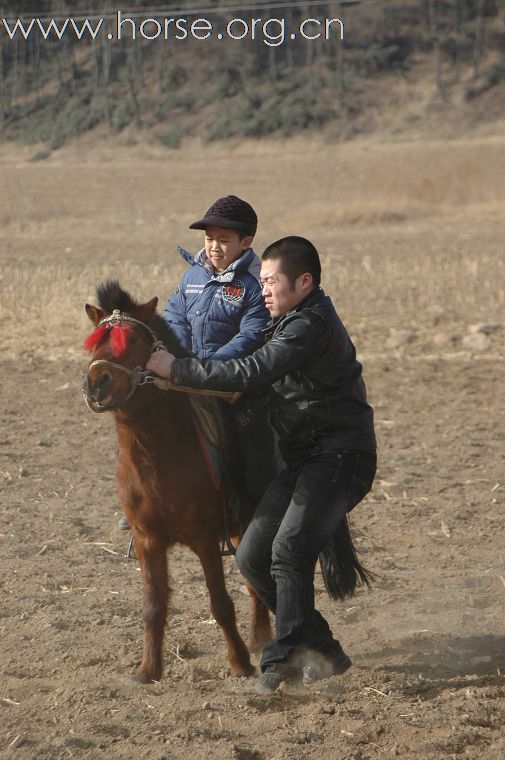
[164,195,268,361]
[164,195,276,501]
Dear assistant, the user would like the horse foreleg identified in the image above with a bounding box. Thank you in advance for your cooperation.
[193,538,255,678]
[244,581,272,654]
[133,534,169,683]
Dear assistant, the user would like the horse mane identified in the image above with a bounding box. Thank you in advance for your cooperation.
[96,280,138,314]
[96,279,191,358]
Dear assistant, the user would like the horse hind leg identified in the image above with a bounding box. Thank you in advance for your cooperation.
[193,537,254,678]
[245,581,272,654]
[133,534,169,683]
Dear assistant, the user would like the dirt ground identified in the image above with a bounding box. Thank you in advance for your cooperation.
[1,137,504,759]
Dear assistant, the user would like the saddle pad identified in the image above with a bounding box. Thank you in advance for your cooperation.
[188,393,220,448]
[188,394,222,492]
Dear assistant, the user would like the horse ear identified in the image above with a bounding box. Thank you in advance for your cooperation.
[85,304,105,325]
[137,297,158,322]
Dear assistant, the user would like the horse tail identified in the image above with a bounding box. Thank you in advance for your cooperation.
[319,516,375,601]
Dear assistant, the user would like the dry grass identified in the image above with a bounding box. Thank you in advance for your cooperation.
[0,135,503,360]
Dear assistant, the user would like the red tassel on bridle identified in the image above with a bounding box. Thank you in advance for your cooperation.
[83,325,108,352]
[111,325,129,356]
[83,323,130,356]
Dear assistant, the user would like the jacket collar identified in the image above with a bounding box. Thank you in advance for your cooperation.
[178,246,256,282]
[291,286,325,312]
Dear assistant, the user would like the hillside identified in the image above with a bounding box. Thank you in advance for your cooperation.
[1,0,505,151]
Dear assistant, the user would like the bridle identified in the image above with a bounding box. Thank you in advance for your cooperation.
[83,309,165,413]
[83,308,234,413]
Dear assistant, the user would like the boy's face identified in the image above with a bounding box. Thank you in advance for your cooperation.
[204,226,253,273]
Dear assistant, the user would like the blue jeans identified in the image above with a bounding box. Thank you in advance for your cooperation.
[235,447,376,672]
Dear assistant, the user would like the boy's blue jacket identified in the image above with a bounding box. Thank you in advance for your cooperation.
[163,246,270,360]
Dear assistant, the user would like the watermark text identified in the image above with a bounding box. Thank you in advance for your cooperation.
[1,11,345,47]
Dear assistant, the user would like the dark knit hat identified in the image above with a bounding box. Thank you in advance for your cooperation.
[189,195,258,237]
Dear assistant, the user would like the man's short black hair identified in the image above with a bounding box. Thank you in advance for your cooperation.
[262,236,321,288]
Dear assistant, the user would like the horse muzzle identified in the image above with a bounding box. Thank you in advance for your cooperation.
[82,360,151,413]
[82,370,117,412]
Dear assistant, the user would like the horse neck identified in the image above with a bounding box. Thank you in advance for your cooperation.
[113,387,189,446]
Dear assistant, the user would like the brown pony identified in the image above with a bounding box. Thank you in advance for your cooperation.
[82,280,272,682]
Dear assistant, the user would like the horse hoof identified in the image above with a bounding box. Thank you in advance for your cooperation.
[232,663,256,679]
[130,666,162,684]
[128,673,151,685]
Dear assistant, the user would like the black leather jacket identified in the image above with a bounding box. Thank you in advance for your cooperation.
[171,288,376,460]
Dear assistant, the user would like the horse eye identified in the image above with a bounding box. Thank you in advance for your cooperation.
[129,335,138,345]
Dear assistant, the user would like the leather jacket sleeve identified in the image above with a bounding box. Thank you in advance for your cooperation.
[170,312,327,392]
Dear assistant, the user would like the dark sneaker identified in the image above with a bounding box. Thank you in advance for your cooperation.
[302,648,352,685]
[253,671,284,694]
[118,516,130,531]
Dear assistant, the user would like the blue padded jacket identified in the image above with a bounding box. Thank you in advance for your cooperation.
[163,246,270,360]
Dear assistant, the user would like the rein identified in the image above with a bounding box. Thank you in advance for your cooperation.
[83,309,232,413]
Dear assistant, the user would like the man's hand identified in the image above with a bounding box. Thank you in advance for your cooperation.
[228,392,243,405]
[146,349,176,379]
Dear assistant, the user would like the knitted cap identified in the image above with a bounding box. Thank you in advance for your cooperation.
[189,195,258,236]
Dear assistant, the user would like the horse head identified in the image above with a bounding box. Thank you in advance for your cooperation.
[82,280,163,413]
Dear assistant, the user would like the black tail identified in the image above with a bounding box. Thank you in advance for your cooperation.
[319,516,375,601]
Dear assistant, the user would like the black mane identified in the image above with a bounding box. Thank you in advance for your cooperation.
[96,279,191,358]
[96,279,138,314]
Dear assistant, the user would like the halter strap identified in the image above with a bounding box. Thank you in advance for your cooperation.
[97,309,164,350]
[83,309,233,413]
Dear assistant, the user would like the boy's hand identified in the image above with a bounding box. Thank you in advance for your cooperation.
[228,392,242,405]
[146,350,176,379]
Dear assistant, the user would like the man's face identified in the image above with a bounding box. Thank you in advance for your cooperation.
[260,258,312,318]
[204,226,252,273]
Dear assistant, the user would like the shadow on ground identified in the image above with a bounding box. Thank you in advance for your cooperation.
[361,633,505,697]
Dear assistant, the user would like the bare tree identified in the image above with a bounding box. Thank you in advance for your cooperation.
[428,0,445,93]
[335,2,346,98]
[127,42,143,127]
[0,40,7,119]
[452,0,463,82]
[473,0,486,77]
[156,37,167,94]
[102,36,113,128]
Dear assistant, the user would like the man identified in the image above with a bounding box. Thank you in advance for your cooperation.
[147,235,377,693]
